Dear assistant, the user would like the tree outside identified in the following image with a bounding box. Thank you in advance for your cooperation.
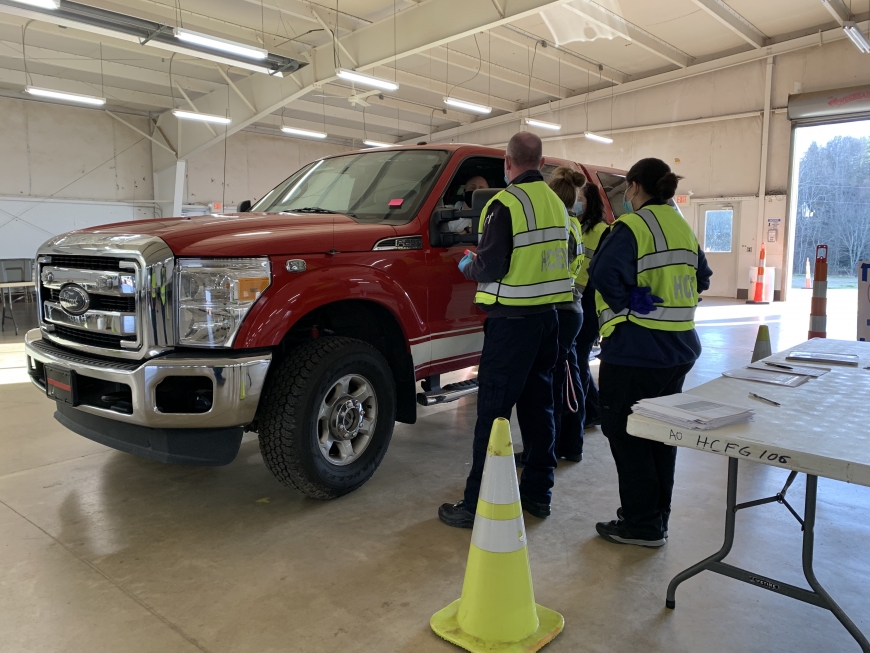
[792,132,870,289]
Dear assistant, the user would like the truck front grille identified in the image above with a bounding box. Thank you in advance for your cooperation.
[48,288,135,313]
[50,325,130,349]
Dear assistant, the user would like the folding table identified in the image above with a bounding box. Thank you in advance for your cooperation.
[627,338,870,652]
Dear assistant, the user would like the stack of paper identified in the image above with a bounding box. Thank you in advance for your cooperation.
[632,393,755,431]
[722,368,810,387]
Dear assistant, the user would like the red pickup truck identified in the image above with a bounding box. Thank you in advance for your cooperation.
[25,144,626,498]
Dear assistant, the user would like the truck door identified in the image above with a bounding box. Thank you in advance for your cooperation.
[422,155,506,378]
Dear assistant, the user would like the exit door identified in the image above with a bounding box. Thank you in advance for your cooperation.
[697,203,739,297]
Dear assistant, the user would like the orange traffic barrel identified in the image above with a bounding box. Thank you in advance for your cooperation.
[808,245,827,339]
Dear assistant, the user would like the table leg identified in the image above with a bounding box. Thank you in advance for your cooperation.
[666,456,738,609]
[802,475,870,653]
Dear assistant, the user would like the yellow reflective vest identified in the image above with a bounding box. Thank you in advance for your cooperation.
[576,221,608,293]
[595,204,700,337]
[474,181,573,307]
[568,214,583,284]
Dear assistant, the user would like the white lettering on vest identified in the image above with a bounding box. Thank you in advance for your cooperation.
[673,273,696,299]
[541,247,568,272]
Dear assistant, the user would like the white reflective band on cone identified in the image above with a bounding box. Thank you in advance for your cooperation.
[813,281,828,298]
[479,455,522,505]
[471,515,527,553]
[809,315,827,332]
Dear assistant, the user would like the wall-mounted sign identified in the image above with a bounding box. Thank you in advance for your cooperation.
[674,195,690,205]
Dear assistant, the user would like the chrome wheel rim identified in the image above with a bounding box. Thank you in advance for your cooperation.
[316,374,378,466]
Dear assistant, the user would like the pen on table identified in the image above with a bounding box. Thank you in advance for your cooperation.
[748,392,780,407]
[763,362,793,370]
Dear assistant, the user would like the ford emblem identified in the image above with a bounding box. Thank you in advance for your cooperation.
[59,284,91,316]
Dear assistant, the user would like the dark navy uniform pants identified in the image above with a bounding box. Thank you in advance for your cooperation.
[464,311,559,509]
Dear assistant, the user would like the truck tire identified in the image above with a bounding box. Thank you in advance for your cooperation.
[257,336,396,499]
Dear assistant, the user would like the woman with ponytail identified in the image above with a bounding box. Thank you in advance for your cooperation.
[588,158,712,548]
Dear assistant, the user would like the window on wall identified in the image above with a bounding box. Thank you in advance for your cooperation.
[704,209,733,252]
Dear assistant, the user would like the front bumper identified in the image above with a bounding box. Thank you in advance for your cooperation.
[24,329,271,430]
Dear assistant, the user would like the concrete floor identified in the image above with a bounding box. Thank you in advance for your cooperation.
[1,296,869,653]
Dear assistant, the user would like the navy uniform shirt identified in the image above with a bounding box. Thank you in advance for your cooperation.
[588,199,713,368]
[461,169,555,319]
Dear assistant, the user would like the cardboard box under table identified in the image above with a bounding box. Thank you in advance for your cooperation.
[627,338,870,652]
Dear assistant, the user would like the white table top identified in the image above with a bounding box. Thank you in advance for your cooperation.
[0,282,35,288]
[627,338,870,487]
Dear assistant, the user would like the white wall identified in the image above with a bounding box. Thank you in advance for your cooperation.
[446,38,869,298]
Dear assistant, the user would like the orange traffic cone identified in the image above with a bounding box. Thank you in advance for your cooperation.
[431,418,563,653]
[808,245,828,339]
[747,243,768,304]
[804,257,812,289]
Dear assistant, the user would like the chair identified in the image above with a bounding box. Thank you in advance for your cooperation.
[0,259,36,336]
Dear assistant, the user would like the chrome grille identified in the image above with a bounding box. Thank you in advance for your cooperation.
[36,233,176,361]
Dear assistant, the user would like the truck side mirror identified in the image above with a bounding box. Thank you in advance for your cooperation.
[238,199,253,213]
[471,189,499,212]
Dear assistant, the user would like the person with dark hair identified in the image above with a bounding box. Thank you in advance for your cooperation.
[574,182,610,429]
[542,166,587,463]
[589,157,712,547]
[439,132,572,528]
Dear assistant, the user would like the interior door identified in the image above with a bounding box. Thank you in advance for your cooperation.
[696,203,739,298]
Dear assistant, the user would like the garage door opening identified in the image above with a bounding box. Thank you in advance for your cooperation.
[786,119,870,340]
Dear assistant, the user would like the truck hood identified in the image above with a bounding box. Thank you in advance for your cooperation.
[80,212,399,257]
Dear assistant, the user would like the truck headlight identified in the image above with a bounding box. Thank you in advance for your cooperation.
[177,258,271,347]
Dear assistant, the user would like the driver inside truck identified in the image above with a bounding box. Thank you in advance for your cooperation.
[441,175,489,234]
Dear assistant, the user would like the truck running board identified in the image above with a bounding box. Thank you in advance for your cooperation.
[417,378,479,407]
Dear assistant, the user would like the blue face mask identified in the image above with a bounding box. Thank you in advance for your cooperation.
[622,190,635,215]
[504,174,511,186]
[572,201,583,215]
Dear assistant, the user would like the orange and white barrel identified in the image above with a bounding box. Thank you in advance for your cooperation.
[805,258,812,290]
[808,245,828,339]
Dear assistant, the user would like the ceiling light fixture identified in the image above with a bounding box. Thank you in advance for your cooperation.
[843,22,870,54]
[25,86,105,105]
[336,69,399,91]
[281,126,327,139]
[172,109,231,124]
[174,28,268,60]
[444,97,492,114]
[363,140,393,148]
[525,118,561,131]
[584,131,613,144]
[10,0,60,7]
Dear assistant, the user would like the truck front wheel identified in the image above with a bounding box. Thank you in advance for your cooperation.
[257,337,396,498]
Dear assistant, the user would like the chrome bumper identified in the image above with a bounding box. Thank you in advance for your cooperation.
[24,329,271,429]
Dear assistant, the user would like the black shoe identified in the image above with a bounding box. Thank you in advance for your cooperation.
[596,520,666,547]
[514,452,526,468]
[520,494,551,518]
[438,500,475,529]
[584,416,601,429]
[616,507,668,539]
[557,452,582,463]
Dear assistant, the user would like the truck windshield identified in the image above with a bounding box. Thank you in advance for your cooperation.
[252,149,448,223]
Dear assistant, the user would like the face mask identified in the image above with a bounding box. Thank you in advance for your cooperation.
[504,175,511,186]
[622,186,635,214]
[572,201,583,215]
[464,190,475,207]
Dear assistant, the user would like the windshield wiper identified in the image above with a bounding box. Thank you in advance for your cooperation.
[286,206,357,218]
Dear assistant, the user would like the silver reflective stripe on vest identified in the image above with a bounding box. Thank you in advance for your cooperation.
[636,249,699,273]
[513,225,569,248]
[598,305,696,328]
[478,278,572,299]
[505,185,537,231]
[583,246,596,258]
[636,209,667,252]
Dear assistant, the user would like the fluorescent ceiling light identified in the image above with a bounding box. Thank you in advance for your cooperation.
[363,140,393,148]
[172,109,231,124]
[843,23,870,54]
[444,97,492,114]
[281,126,327,139]
[10,0,60,7]
[525,118,561,131]
[584,131,613,144]
[175,28,268,60]
[336,69,399,91]
[25,86,105,105]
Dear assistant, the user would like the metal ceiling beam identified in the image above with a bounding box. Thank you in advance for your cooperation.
[371,66,520,112]
[689,0,767,48]
[563,0,692,68]
[286,97,435,135]
[820,0,850,25]
[324,84,469,123]
[490,26,628,85]
[421,47,568,99]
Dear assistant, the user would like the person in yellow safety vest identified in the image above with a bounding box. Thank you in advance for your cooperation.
[515,166,588,470]
[439,132,573,528]
[589,158,712,548]
[573,181,612,433]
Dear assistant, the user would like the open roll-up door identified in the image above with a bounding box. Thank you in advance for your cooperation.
[788,85,870,124]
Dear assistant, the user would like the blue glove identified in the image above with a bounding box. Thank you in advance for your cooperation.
[629,286,664,315]
[458,251,475,274]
